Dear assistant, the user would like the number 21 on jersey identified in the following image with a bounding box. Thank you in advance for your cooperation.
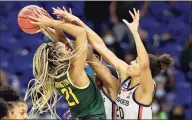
[61,87,79,106]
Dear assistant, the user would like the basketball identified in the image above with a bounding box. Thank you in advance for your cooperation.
[18,5,40,34]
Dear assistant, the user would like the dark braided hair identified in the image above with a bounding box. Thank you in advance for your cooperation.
[149,54,174,77]
[0,97,9,119]
[0,85,25,119]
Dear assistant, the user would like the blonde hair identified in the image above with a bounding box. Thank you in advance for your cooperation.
[24,40,87,119]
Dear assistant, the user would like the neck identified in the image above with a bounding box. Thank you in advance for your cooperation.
[130,77,140,88]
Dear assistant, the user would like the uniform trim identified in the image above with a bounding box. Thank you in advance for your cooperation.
[137,106,143,120]
[115,70,120,81]
[126,81,140,91]
[101,88,116,104]
[112,103,116,120]
[67,71,90,89]
[121,76,131,87]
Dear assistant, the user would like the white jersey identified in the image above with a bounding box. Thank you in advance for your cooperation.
[116,79,155,119]
[100,89,116,119]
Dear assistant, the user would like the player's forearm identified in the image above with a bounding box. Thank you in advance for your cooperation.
[50,20,86,38]
[132,32,149,68]
[45,27,73,49]
[81,24,120,69]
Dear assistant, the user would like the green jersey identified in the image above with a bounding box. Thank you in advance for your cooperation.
[54,71,106,119]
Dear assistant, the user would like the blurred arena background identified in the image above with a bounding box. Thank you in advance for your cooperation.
[0,1,191,119]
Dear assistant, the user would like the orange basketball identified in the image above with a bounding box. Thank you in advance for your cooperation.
[18,5,40,34]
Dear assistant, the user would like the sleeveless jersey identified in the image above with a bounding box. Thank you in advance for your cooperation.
[54,71,106,119]
[116,79,155,119]
[99,65,119,119]
[100,89,116,119]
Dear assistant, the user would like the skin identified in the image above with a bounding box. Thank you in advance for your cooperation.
[3,102,28,120]
[32,7,120,101]
[29,10,89,89]
[53,7,155,105]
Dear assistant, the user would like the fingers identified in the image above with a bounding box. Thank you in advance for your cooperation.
[37,8,43,15]
[129,10,135,20]
[29,21,40,25]
[40,7,47,13]
[36,25,47,33]
[57,7,63,11]
[35,29,41,33]
[63,6,67,11]
[129,8,140,21]
[69,8,72,14]
[52,7,58,12]
[28,16,38,21]
[133,8,137,16]
[40,7,53,19]
[137,10,140,20]
[122,19,129,25]
[57,16,63,21]
[33,9,40,17]
[52,7,61,14]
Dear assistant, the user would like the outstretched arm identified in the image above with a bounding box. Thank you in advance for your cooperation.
[52,7,130,82]
[123,9,154,99]
[33,8,73,49]
[86,47,120,100]
[47,27,73,49]
[29,13,89,88]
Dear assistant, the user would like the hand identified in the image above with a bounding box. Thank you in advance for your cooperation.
[40,7,53,19]
[29,11,54,27]
[122,8,140,33]
[33,8,64,38]
[52,7,80,25]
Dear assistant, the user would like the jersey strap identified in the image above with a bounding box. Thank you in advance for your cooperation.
[101,88,116,104]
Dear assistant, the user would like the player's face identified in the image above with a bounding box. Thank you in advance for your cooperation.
[8,102,28,119]
[128,57,140,77]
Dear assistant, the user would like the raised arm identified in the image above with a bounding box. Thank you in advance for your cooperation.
[29,13,89,88]
[52,7,130,81]
[34,8,73,49]
[123,9,154,95]
[86,47,120,100]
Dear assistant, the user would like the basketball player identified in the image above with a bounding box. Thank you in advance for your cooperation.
[63,62,119,120]
[31,7,122,119]
[54,7,174,119]
[26,11,107,119]
[51,8,121,119]
[88,57,119,120]
[0,86,28,119]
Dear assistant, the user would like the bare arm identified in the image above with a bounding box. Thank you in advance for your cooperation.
[52,7,130,82]
[87,47,120,100]
[29,14,89,88]
[123,9,154,96]
[50,21,89,87]
[46,27,73,49]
